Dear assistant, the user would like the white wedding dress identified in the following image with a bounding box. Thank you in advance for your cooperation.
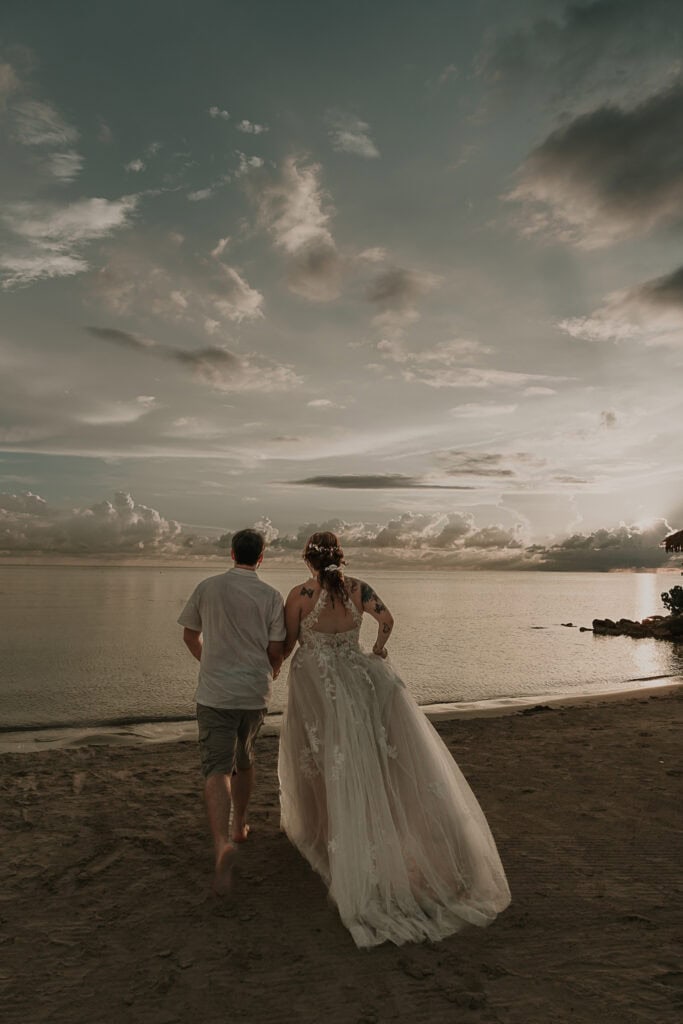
[278,589,511,948]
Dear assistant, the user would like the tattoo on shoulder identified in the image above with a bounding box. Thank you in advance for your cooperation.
[349,579,358,593]
[300,585,314,598]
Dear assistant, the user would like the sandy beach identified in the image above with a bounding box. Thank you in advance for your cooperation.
[2,691,681,1024]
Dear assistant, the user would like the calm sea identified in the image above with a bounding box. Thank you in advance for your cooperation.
[1,565,681,735]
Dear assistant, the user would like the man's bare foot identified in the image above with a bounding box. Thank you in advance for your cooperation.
[213,842,237,895]
[232,823,250,844]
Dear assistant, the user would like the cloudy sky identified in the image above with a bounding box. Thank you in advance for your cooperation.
[1,0,682,565]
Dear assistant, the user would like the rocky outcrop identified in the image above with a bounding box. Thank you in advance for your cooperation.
[591,614,683,641]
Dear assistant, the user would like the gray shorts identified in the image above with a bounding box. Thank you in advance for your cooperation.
[196,703,266,778]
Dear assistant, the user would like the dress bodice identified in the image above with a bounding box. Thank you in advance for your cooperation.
[298,587,362,653]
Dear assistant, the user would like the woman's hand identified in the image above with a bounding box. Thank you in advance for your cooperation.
[372,644,388,659]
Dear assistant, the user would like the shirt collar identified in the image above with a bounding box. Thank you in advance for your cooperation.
[229,566,260,577]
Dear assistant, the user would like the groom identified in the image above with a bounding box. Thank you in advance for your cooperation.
[178,528,285,891]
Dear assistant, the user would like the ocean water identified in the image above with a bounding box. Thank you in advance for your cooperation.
[0,565,681,733]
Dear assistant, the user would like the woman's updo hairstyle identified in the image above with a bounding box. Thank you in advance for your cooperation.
[304,531,348,605]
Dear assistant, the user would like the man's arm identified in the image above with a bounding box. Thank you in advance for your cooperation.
[267,640,284,679]
[183,627,202,662]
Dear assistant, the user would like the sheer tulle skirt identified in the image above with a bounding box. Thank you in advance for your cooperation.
[278,640,511,948]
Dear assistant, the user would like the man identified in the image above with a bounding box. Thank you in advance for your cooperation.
[178,528,285,892]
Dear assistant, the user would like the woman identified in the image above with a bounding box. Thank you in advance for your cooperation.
[278,532,510,948]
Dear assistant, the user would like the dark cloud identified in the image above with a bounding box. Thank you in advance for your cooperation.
[86,325,300,393]
[477,0,682,113]
[433,450,519,478]
[86,326,157,351]
[635,264,683,310]
[508,79,683,247]
[285,239,342,302]
[288,474,475,490]
[366,267,437,310]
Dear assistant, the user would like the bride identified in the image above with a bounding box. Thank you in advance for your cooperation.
[278,532,511,948]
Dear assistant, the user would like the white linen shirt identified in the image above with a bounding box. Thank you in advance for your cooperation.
[178,568,286,710]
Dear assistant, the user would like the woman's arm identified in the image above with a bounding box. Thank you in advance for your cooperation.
[283,590,303,659]
[360,581,394,657]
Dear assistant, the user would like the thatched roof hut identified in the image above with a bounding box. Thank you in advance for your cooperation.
[664,529,683,553]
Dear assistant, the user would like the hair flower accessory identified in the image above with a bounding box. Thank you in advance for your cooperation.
[323,564,341,573]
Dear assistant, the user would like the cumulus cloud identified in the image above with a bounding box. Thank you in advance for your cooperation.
[477,0,683,115]
[209,106,230,120]
[87,326,302,394]
[1,195,139,288]
[0,491,181,554]
[236,119,268,134]
[325,110,380,158]
[251,156,343,301]
[537,521,673,571]
[1,492,676,571]
[507,80,683,248]
[125,158,145,173]
[558,264,683,346]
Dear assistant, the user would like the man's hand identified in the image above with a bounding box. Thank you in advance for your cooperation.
[183,627,203,662]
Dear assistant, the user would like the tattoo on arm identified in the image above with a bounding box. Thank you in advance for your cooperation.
[382,623,391,634]
[300,586,314,598]
[361,580,386,613]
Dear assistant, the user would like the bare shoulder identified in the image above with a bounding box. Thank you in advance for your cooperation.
[287,580,318,602]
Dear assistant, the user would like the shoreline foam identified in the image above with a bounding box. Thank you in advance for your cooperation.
[2,674,680,754]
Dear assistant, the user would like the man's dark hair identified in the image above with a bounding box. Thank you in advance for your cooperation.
[231,528,266,566]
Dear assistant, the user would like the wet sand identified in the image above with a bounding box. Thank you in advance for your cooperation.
[1,691,681,1024]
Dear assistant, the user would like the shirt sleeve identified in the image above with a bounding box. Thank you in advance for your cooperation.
[268,591,287,642]
[177,586,202,631]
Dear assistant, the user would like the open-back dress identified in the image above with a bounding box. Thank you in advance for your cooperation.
[278,587,511,948]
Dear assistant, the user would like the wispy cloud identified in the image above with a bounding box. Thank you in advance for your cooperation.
[376,335,559,390]
[209,106,230,120]
[252,155,342,300]
[13,99,78,147]
[87,326,302,394]
[92,239,263,326]
[325,109,380,158]
[1,196,139,288]
[558,264,683,346]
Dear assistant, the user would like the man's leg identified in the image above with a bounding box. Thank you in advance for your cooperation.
[230,765,254,842]
[197,705,239,892]
[204,771,233,854]
[231,709,265,842]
